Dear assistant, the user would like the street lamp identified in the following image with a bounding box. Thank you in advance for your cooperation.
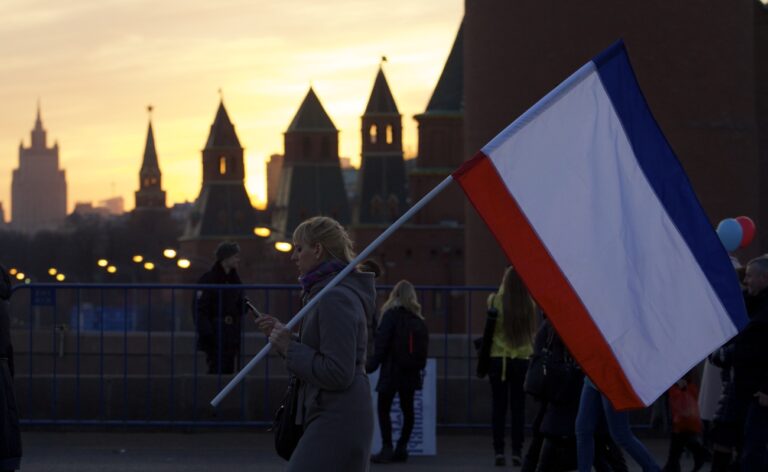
[275,241,293,253]
[144,262,155,271]
[8,268,17,276]
[97,259,108,268]
[48,268,58,276]
[56,273,66,282]
[254,227,272,238]
[107,265,117,274]
[132,255,144,263]
[15,273,24,280]
[163,249,177,259]
[177,259,191,269]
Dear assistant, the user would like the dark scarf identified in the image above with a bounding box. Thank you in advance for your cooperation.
[299,259,347,295]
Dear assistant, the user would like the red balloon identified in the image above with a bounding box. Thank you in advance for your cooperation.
[736,216,756,248]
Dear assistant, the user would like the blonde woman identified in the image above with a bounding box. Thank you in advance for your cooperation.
[256,217,376,471]
[487,266,537,466]
[367,280,428,464]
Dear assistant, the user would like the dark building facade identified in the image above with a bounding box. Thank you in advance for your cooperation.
[463,2,768,318]
[11,105,68,233]
[271,88,350,236]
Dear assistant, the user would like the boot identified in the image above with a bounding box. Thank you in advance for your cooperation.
[371,445,394,464]
[391,443,409,463]
[663,433,684,472]
[686,438,707,472]
[709,450,732,472]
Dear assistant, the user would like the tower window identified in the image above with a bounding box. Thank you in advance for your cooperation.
[219,156,227,175]
[321,137,330,158]
[369,124,377,144]
[386,125,393,144]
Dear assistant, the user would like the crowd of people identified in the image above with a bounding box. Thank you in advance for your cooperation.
[2,214,767,471]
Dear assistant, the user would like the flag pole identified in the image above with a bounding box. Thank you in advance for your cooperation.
[211,174,455,407]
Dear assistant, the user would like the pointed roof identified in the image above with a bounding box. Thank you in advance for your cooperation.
[287,88,337,132]
[365,67,399,115]
[34,100,44,130]
[140,121,160,173]
[425,22,464,113]
[205,101,242,148]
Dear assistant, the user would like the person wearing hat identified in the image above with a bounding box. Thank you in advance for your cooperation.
[194,242,245,374]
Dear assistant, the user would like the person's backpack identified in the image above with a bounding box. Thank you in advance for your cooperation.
[391,309,429,370]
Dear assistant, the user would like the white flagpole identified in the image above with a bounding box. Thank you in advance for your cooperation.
[211,175,455,407]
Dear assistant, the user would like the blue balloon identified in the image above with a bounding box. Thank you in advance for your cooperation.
[717,218,743,252]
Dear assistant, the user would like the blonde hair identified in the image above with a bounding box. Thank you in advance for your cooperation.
[292,216,355,263]
[381,279,422,319]
[500,267,537,348]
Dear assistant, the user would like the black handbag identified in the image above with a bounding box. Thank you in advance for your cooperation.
[474,307,498,378]
[271,375,304,461]
[524,330,582,404]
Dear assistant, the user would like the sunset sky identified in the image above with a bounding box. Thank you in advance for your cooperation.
[0,0,463,217]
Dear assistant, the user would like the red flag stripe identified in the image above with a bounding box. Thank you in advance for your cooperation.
[453,152,643,410]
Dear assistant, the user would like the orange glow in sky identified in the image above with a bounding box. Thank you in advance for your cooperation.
[0,1,463,217]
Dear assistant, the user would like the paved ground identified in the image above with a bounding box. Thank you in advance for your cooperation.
[20,430,695,471]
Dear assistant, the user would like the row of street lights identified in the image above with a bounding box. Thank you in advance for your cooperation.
[7,266,65,283]
[95,248,195,277]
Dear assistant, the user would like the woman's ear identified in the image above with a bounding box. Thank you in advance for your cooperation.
[313,243,324,260]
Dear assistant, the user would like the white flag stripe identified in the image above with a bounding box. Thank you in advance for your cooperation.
[485,68,737,404]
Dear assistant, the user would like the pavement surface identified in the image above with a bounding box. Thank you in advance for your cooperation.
[20,430,696,471]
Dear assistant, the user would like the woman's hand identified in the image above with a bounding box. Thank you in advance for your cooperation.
[269,323,293,357]
[254,314,278,336]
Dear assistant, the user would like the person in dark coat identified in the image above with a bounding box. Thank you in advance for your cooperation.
[256,216,375,471]
[0,264,21,471]
[709,255,768,471]
[194,242,245,375]
[367,280,428,464]
[523,318,627,472]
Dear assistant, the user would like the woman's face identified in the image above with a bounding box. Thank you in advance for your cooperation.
[291,239,322,276]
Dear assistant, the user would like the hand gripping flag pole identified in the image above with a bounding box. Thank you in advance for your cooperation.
[210,175,455,407]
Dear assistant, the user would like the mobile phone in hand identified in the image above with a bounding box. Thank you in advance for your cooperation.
[245,299,263,319]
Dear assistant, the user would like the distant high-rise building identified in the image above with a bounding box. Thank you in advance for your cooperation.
[11,104,67,233]
[355,67,407,224]
[134,115,167,210]
[272,88,350,235]
[0,202,6,225]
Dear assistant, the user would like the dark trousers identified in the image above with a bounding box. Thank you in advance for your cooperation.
[489,357,528,455]
[378,386,416,449]
[205,350,237,374]
[741,400,768,472]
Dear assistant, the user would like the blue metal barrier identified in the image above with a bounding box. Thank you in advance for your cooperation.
[9,283,497,429]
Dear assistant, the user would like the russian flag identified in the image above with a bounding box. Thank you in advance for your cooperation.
[454,41,748,409]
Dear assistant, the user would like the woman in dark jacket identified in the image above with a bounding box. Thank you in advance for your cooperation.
[0,264,21,471]
[524,318,627,472]
[367,280,427,464]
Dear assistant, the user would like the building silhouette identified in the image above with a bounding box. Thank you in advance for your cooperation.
[350,26,465,305]
[271,88,350,236]
[134,114,167,210]
[354,66,407,224]
[11,104,67,233]
[181,100,261,241]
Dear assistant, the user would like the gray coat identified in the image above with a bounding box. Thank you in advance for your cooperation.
[285,270,376,472]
